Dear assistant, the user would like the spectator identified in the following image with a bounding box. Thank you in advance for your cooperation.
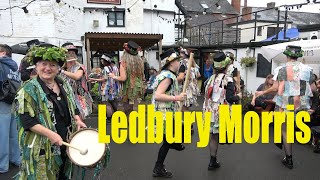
[250,74,276,111]
[0,44,21,173]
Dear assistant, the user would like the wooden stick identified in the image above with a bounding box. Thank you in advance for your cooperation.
[178,53,194,111]
[62,141,87,155]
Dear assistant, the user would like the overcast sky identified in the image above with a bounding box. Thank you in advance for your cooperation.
[227,0,320,13]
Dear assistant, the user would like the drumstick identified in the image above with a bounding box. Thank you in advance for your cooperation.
[178,53,194,111]
[62,141,88,155]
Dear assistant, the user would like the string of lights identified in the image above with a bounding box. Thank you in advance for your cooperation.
[0,0,36,12]
[157,12,182,24]
[282,0,320,11]
[0,0,146,14]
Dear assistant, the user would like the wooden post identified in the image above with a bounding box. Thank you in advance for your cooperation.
[86,38,91,71]
[158,39,163,71]
[178,53,194,111]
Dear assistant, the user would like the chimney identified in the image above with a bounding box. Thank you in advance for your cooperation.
[242,7,252,21]
[231,0,241,13]
[244,0,247,7]
[267,2,276,8]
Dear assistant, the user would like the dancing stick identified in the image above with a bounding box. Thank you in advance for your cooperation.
[178,53,194,111]
[62,141,88,155]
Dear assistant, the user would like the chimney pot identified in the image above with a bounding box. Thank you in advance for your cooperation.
[267,2,276,8]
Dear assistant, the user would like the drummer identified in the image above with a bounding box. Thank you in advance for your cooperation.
[14,45,87,179]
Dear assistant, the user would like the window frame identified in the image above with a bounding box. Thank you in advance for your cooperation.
[257,26,262,36]
[107,11,125,27]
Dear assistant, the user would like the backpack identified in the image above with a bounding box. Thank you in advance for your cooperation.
[0,64,21,104]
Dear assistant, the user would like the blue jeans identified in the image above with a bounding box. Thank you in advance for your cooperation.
[0,101,21,173]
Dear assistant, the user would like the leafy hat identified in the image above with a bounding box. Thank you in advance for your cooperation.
[160,48,181,68]
[283,45,304,58]
[28,45,67,66]
[213,52,231,70]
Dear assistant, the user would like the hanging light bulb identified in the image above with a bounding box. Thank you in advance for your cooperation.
[203,11,207,15]
[216,3,221,10]
[195,13,199,18]
[22,6,28,13]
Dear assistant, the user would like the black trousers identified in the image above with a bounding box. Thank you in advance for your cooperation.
[155,126,184,166]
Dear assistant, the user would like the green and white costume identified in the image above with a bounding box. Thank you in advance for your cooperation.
[14,77,77,179]
[152,70,180,133]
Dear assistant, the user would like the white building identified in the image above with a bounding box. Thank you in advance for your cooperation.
[0,0,181,70]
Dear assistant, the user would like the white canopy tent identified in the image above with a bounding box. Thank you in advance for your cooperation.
[261,39,320,76]
[261,39,320,64]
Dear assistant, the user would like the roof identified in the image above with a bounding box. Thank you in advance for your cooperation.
[85,32,163,51]
[250,7,320,25]
[297,24,320,32]
[187,14,221,27]
[175,0,188,16]
[179,0,239,15]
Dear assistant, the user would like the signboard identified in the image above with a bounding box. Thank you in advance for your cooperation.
[87,0,121,5]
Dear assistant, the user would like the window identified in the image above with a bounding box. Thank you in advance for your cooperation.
[257,26,262,36]
[267,27,281,38]
[108,11,125,27]
[256,53,271,78]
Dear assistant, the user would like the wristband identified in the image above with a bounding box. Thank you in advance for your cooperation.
[173,96,176,102]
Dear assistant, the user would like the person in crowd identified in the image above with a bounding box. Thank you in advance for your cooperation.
[60,43,93,120]
[144,66,157,98]
[203,51,241,171]
[249,74,276,112]
[225,51,241,93]
[0,44,21,174]
[256,45,314,169]
[19,43,54,82]
[202,57,214,93]
[89,54,119,122]
[143,56,150,81]
[108,41,144,115]
[14,45,86,179]
[151,48,186,178]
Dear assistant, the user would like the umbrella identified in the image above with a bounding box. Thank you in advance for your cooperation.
[11,39,50,55]
[11,42,29,55]
[260,39,320,64]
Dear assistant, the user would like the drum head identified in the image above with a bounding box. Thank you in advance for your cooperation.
[67,129,106,167]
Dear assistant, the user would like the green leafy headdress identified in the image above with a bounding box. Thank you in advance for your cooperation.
[283,45,304,58]
[28,46,67,66]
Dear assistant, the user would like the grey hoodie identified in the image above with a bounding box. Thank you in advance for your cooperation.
[0,56,20,82]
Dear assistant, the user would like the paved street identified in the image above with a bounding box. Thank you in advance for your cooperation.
[1,98,320,180]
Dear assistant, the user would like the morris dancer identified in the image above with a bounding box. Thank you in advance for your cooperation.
[60,43,93,120]
[256,45,314,169]
[14,45,87,179]
[109,41,144,116]
[177,47,199,133]
[225,51,241,94]
[203,52,241,170]
[152,49,186,178]
[89,53,119,123]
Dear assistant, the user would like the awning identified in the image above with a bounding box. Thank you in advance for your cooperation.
[85,32,163,51]
[262,28,299,42]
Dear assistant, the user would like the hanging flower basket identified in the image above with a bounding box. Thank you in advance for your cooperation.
[240,57,256,67]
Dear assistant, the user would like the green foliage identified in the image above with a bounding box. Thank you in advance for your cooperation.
[28,46,67,65]
[90,83,100,97]
[240,56,256,67]
[241,89,254,114]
